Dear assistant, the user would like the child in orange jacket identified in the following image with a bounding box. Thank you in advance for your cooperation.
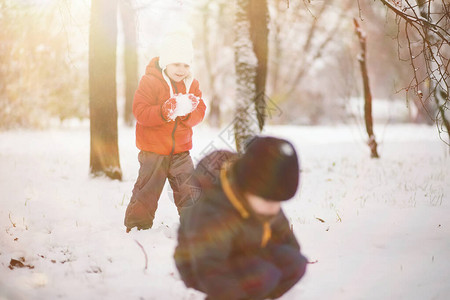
[124,30,206,232]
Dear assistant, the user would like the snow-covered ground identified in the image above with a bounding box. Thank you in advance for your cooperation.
[1,122,449,299]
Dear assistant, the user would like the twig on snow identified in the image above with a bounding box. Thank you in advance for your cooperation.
[8,213,16,228]
[315,217,325,223]
[135,240,148,271]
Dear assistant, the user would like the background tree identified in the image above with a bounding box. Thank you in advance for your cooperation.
[249,0,269,130]
[0,0,88,129]
[267,0,354,125]
[3,0,446,146]
[377,0,450,144]
[234,0,269,152]
[200,1,221,127]
[119,0,138,127]
[191,0,418,127]
[192,0,236,128]
[89,0,122,180]
[354,18,379,158]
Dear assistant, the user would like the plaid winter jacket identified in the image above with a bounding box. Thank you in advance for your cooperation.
[174,150,307,300]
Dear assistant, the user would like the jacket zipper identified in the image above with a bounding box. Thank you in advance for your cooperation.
[170,119,178,155]
[170,80,180,155]
[261,222,271,248]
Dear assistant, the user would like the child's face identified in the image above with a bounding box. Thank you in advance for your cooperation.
[165,63,190,82]
[246,193,281,217]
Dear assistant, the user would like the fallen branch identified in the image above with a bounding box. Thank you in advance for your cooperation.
[336,211,342,222]
[315,217,325,223]
[8,213,16,227]
[134,240,148,270]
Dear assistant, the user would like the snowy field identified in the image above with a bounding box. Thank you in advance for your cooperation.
[0,122,449,300]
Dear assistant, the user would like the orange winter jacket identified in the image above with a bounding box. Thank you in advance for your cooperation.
[133,57,206,155]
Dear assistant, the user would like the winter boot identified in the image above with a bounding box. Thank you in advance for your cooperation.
[124,199,154,232]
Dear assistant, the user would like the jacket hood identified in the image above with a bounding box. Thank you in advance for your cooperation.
[192,150,250,219]
[220,162,250,219]
[145,56,195,97]
[193,150,237,191]
[145,57,164,79]
[219,161,275,247]
[193,150,275,248]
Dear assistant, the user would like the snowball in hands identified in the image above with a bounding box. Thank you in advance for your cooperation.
[167,94,199,120]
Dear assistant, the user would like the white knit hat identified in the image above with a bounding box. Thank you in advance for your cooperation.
[158,30,194,70]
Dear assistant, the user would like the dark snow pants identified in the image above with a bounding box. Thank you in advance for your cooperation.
[124,151,197,231]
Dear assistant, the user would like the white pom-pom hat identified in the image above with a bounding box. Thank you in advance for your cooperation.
[158,27,195,96]
[158,29,194,70]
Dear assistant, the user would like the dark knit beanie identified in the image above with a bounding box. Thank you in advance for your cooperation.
[233,136,300,201]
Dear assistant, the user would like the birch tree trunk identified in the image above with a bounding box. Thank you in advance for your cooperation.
[234,0,269,152]
[234,0,259,153]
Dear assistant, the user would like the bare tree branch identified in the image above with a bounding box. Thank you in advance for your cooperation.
[378,0,449,145]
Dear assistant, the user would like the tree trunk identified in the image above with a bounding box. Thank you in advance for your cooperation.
[249,0,269,130]
[202,1,221,128]
[234,0,260,153]
[354,18,379,159]
[89,0,122,179]
[119,0,138,127]
[234,0,269,152]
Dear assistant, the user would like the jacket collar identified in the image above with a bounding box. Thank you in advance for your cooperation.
[220,162,249,219]
[161,67,194,97]
[146,57,194,97]
[220,162,273,248]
